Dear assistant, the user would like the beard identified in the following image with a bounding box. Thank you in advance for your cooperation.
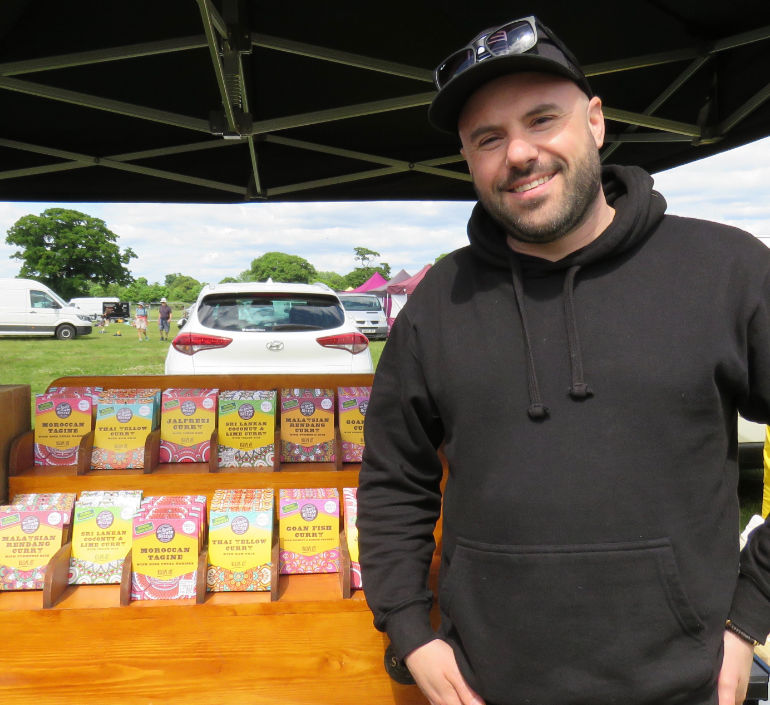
[475,142,603,244]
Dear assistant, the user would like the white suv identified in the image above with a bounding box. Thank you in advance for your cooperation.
[164,282,373,374]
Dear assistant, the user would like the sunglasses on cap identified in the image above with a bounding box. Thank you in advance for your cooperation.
[434,16,540,90]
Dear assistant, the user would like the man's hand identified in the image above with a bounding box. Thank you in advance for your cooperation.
[404,639,486,705]
[718,630,755,705]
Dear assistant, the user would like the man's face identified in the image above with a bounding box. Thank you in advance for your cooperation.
[458,73,606,244]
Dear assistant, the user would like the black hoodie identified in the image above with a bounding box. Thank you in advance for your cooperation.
[357,165,770,705]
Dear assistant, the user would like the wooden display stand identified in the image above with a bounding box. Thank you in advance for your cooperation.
[0,375,435,705]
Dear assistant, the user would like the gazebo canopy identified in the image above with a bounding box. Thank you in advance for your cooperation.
[348,271,388,293]
[2,1,770,203]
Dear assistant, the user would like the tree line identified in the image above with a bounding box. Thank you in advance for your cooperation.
[5,209,391,303]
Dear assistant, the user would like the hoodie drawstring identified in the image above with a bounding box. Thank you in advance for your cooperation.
[509,255,549,420]
[563,265,593,401]
[509,256,592,419]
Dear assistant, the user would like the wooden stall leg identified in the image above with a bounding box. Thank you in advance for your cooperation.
[196,548,208,604]
[270,535,279,602]
[143,429,160,474]
[339,526,352,599]
[208,429,218,472]
[119,548,132,606]
[8,430,34,477]
[43,541,73,609]
[77,431,94,475]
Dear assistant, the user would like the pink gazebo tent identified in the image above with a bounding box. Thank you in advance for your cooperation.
[367,269,411,295]
[384,264,432,327]
[348,271,387,293]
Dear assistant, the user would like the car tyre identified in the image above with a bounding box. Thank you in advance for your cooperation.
[56,324,76,340]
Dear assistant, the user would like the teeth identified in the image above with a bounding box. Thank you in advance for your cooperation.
[513,175,552,193]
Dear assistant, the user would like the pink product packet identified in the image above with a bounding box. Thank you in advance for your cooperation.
[278,488,340,574]
[159,388,218,463]
[130,515,201,601]
[34,391,93,466]
[0,508,68,590]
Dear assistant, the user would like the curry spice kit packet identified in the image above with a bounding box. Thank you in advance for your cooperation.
[280,388,335,463]
[207,488,274,592]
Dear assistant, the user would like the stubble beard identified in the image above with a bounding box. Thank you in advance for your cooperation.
[475,145,603,245]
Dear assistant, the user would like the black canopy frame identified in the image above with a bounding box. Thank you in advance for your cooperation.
[1,1,770,203]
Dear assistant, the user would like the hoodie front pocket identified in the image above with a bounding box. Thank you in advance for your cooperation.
[441,537,714,705]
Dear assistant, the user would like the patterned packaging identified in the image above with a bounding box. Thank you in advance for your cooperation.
[159,388,218,463]
[0,502,70,590]
[91,389,160,469]
[207,488,274,591]
[217,390,276,468]
[280,388,335,463]
[68,491,142,585]
[34,390,93,466]
[279,488,339,574]
[337,387,370,463]
[130,495,205,601]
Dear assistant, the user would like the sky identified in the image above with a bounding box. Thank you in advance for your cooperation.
[1,135,769,285]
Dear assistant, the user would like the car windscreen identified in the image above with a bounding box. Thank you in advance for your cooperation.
[339,296,383,312]
[197,293,345,332]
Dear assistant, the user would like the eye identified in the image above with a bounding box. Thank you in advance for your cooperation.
[531,115,554,127]
[477,134,502,149]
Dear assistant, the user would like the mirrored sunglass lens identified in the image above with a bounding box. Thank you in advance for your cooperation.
[486,20,536,56]
[437,49,475,86]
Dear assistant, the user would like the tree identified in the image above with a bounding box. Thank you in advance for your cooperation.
[353,247,380,268]
[166,274,204,303]
[6,208,136,299]
[124,277,169,303]
[244,252,317,283]
[345,246,390,289]
[315,271,347,291]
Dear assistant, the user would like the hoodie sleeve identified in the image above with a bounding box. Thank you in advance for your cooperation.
[357,308,445,660]
[730,266,770,642]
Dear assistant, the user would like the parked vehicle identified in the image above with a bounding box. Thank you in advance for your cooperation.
[337,292,389,340]
[165,282,373,374]
[0,278,93,339]
[68,296,120,321]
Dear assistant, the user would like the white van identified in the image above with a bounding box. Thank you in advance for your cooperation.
[0,278,93,339]
[68,296,120,320]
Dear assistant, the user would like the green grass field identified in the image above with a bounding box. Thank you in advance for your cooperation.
[2,327,387,410]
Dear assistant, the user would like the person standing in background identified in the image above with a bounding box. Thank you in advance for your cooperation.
[134,301,148,342]
[158,297,172,341]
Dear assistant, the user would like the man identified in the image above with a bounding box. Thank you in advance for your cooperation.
[158,297,172,341]
[357,16,770,705]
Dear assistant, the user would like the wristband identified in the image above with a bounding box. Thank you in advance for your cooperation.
[725,619,760,647]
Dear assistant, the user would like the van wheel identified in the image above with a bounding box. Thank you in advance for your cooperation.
[56,324,76,340]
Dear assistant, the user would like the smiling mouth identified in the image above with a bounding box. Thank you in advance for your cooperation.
[511,174,555,193]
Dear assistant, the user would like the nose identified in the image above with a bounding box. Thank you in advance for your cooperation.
[505,136,538,170]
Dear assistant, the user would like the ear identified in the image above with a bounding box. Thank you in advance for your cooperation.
[586,95,606,149]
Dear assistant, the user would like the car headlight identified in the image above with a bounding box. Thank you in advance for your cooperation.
[77,315,92,322]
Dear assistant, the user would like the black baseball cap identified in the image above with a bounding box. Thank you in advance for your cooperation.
[428,16,593,134]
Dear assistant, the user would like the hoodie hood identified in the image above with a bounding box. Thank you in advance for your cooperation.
[467,164,667,270]
[466,164,667,419]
